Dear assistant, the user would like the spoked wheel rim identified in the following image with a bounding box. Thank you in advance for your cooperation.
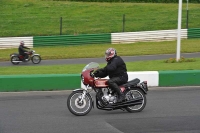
[32,55,41,64]
[125,90,144,110]
[69,93,91,114]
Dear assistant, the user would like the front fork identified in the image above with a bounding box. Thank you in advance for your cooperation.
[74,85,93,107]
[79,90,86,103]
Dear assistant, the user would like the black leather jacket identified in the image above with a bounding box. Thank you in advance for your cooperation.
[18,45,29,55]
[95,56,128,81]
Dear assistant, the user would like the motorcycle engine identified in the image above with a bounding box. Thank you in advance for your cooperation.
[102,88,117,103]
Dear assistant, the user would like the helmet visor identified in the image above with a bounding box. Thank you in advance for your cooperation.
[105,50,111,59]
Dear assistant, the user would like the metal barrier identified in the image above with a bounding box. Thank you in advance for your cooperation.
[0,28,199,49]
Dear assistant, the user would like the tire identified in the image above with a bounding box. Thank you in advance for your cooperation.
[31,55,41,64]
[11,56,20,65]
[124,88,146,113]
[67,91,92,116]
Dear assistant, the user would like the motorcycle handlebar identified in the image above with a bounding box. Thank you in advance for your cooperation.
[90,70,95,78]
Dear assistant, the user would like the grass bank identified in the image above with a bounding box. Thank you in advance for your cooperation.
[0,39,200,61]
[0,0,199,37]
[0,58,199,75]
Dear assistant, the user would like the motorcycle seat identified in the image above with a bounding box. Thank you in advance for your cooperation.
[121,78,140,87]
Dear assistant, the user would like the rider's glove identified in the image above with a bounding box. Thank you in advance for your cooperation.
[93,70,100,77]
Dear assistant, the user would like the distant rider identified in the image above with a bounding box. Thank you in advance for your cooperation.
[93,48,128,103]
[18,41,30,61]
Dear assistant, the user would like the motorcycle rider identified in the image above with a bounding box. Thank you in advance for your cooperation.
[18,41,30,61]
[93,48,128,103]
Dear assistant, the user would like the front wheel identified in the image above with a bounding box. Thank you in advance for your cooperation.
[67,90,92,116]
[31,55,41,64]
[124,88,146,113]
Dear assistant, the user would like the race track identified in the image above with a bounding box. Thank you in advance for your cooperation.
[1,52,200,66]
[1,52,200,133]
[0,87,200,133]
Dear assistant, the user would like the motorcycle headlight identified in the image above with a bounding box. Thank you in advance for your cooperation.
[81,75,84,83]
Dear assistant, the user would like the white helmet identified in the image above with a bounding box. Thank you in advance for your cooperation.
[20,41,25,45]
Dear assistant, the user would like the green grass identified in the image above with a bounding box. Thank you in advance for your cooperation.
[0,0,199,37]
[0,38,199,61]
[0,58,199,75]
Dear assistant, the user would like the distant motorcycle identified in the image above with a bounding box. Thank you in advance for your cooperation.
[10,50,41,65]
[67,62,148,116]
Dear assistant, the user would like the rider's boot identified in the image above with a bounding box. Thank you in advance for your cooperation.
[107,78,126,103]
[23,58,28,61]
[24,54,29,61]
[110,82,125,103]
[117,91,125,103]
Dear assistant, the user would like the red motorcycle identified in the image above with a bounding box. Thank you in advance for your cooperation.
[67,62,148,116]
[10,50,41,65]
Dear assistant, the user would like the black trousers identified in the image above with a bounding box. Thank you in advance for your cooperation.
[21,53,28,60]
[107,75,128,95]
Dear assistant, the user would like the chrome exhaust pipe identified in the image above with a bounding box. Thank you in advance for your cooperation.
[12,61,22,63]
[105,98,143,108]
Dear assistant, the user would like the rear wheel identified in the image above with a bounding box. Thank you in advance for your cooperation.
[125,88,146,113]
[31,55,41,64]
[11,56,20,65]
[67,90,92,116]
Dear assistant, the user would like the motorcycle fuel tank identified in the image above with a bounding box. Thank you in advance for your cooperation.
[94,79,108,88]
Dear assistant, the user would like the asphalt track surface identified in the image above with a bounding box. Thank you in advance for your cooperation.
[0,86,200,133]
[1,52,200,66]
